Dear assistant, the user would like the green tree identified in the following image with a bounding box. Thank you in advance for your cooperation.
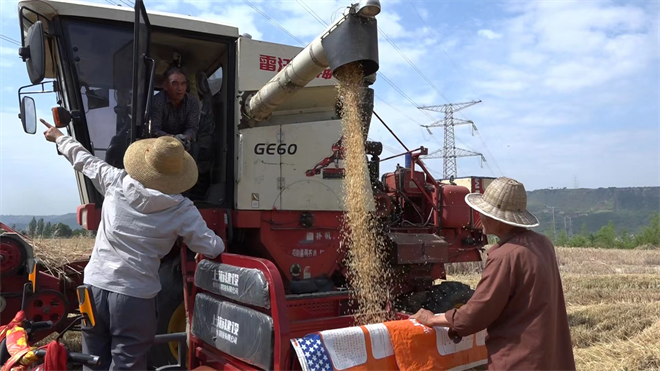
[595,221,616,248]
[619,227,634,249]
[36,218,45,237]
[28,217,37,237]
[53,223,73,238]
[556,230,569,247]
[43,222,53,238]
[567,223,591,247]
[568,234,589,247]
[635,213,660,247]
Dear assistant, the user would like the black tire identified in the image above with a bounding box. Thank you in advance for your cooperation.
[148,257,186,369]
[425,281,475,313]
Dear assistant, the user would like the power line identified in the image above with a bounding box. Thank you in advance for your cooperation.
[0,34,21,46]
[376,7,505,176]
[374,96,424,126]
[258,0,452,162]
[291,1,436,124]
[377,74,436,122]
[377,28,452,105]
[242,0,305,46]
[295,0,327,27]
[117,0,134,7]
[407,0,475,101]
[407,0,507,175]
[254,0,428,151]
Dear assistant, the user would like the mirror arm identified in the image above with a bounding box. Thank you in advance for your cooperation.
[17,80,57,107]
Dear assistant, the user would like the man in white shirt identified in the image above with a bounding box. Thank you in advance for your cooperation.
[41,119,225,370]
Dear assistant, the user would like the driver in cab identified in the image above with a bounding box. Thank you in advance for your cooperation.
[151,66,200,152]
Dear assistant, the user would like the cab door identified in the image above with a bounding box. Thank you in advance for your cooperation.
[130,0,153,143]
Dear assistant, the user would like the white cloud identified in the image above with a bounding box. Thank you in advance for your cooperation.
[0,46,17,56]
[202,4,264,40]
[463,1,659,99]
[0,59,15,68]
[151,1,181,13]
[477,29,502,40]
[377,11,410,39]
[376,40,426,78]
[405,0,660,188]
[182,0,211,12]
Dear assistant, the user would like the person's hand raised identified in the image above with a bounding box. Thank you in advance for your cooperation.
[40,119,64,142]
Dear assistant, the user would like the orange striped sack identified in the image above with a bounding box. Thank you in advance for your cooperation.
[292,323,399,371]
[383,319,487,371]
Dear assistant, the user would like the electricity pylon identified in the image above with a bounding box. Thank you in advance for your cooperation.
[418,100,484,179]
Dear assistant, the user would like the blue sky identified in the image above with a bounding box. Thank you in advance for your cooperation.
[1,0,659,215]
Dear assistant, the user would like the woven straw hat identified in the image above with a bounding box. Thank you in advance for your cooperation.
[123,136,198,195]
[465,177,539,228]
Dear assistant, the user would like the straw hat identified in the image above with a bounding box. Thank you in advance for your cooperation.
[465,177,539,228]
[123,136,198,195]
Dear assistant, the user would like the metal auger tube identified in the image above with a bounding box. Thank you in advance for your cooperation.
[243,2,380,125]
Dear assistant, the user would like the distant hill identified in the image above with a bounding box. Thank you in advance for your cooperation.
[527,187,660,235]
[0,213,79,231]
[2,187,658,235]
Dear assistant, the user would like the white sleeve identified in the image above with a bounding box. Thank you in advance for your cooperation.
[55,135,123,196]
[179,202,225,258]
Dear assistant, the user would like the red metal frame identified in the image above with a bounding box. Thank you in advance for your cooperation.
[2,147,488,366]
[186,252,291,371]
[0,223,87,342]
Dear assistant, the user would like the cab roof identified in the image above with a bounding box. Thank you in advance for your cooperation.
[18,0,239,38]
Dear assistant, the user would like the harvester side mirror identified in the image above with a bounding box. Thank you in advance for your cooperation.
[77,285,97,328]
[20,96,37,135]
[20,20,46,85]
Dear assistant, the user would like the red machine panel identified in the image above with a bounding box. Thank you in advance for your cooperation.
[384,169,427,194]
[441,185,471,229]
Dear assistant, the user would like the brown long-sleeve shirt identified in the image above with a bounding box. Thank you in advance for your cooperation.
[445,229,575,370]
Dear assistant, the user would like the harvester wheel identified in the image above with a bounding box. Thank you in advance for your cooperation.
[24,289,69,327]
[148,257,185,368]
[425,281,475,314]
[0,234,30,276]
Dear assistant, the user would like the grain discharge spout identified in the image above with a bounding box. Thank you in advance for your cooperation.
[242,0,381,126]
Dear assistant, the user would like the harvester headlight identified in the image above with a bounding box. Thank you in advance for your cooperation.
[356,0,381,17]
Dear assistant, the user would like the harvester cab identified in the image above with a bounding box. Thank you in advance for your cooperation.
[10,0,489,369]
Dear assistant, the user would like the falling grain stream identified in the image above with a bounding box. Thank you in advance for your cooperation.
[335,63,392,325]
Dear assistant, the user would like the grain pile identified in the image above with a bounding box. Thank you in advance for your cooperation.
[335,62,392,325]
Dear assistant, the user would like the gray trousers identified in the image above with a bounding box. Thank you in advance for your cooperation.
[82,285,157,371]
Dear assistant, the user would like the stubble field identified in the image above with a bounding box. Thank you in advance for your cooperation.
[36,239,660,370]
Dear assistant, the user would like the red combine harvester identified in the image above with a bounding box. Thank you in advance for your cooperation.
[2,0,492,369]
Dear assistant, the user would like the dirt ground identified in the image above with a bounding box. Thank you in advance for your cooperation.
[447,247,660,371]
